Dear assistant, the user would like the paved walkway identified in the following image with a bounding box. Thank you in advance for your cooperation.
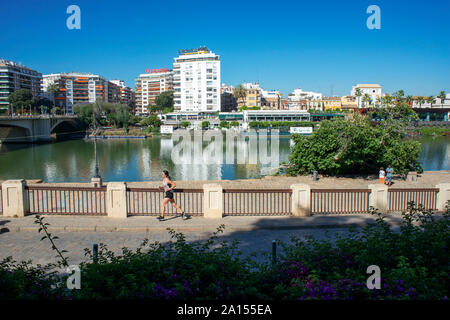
[0,214,406,233]
[0,214,419,266]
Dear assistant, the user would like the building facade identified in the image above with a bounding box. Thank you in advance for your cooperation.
[288,88,322,101]
[134,69,173,115]
[173,47,221,112]
[305,96,342,111]
[0,59,42,113]
[42,73,112,113]
[341,95,358,110]
[110,80,135,107]
[241,83,261,108]
[220,84,237,112]
[351,84,382,108]
[261,89,281,110]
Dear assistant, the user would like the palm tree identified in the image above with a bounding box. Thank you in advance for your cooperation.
[439,91,446,104]
[362,94,372,108]
[417,96,425,107]
[354,88,362,108]
[405,95,413,107]
[427,96,436,107]
[384,95,393,107]
[233,85,247,107]
[392,90,405,104]
[46,83,59,110]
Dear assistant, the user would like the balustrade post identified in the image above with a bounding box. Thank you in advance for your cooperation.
[436,183,450,212]
[106,182,127,218]
[368,184,389,213]
[291,184,311,217]
[1,179,28,217]
[203,184,223,219]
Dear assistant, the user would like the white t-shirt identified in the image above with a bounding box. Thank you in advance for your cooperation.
[379,170,385,178]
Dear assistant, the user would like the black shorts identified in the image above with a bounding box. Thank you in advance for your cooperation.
[164,191,174,199]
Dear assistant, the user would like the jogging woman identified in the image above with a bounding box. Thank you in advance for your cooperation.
[158,170,185,221]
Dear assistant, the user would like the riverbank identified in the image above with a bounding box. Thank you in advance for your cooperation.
[10,170,449,189]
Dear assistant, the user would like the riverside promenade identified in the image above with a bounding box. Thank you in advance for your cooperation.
[0,214,409,266]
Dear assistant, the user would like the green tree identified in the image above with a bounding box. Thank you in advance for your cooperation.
[439,91,446,104]
[233,85,247,106]
[180,121,190,128]
[140,114,161,128]
[46,83,59,107]
[7,89,34,115]
[362,94,372,108]
[354,88,362,108]
[405,95,413,106]
[417,96,425,107]
[201,121,210,129]
[427,96,436,107]
[153,90,174,113]
[220,120,230,129]
[115,104,131,133]
[230,121,239,127]
[289,109,422,176]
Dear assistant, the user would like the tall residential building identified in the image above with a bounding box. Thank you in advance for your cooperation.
[0,59,42,112]
[135,68,173,115]
[42,73,111,113]
[241,83,261,107]
[110,79,134,107]
[351,84,382,108]
[173,47,221,112]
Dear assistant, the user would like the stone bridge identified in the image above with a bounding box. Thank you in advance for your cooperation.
[0,115,79,143]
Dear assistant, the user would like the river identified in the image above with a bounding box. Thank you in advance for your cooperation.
[0,135,448,183]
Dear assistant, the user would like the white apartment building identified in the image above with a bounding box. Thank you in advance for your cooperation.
[134,69,173,115]
[288,88,322,101]
[351,84,382,108]
[173,47,221,112]
[43,73,109,114]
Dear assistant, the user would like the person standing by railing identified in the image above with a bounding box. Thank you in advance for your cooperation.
[158,170,185,221]
[385,164,394,187]
[379,167,385,184]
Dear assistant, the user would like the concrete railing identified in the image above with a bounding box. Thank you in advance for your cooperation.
[0,180,449,218]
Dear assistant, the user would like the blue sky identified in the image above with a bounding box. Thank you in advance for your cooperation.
[1,0,449,96]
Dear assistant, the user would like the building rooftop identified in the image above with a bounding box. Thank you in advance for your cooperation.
[354,84,382,88]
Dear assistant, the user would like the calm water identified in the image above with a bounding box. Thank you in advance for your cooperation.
[0,135,448,183]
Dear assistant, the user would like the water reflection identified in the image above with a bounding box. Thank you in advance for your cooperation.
[0,136,448,182]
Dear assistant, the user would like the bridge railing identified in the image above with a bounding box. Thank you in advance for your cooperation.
[388,188,439,212]
[311,189,371,214]
[223,189,292,216]
[26,185,107,216]
[126,187,203,216]
[0,182,446,217]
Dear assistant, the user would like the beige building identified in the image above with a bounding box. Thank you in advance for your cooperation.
[135,68,173,115]
[242,83,261,107]
[341,95,358,110]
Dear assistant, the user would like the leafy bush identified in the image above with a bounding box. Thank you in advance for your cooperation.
[1,203,448,300]
[288,116,422,176]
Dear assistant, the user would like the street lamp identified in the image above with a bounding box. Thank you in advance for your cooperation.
[90,103,102,187]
